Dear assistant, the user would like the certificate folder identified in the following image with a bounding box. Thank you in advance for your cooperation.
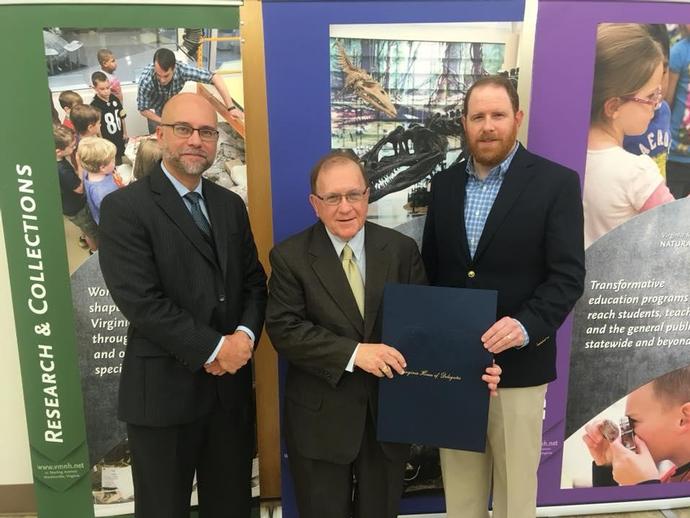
[377,284,497,452]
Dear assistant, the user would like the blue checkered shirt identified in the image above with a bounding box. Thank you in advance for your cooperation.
[136,62,214,114]
[464,142,519,257]
[464,142,529,346]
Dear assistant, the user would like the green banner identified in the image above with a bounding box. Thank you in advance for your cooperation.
[0,5,238,517]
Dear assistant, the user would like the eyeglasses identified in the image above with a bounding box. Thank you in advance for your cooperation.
[620,87,663,109]
[160,124,219,141]
[313,187,369,206]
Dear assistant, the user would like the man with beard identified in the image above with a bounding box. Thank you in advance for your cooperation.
[422,76,585,518]
[98,93,267,518]
[137,48,242,134]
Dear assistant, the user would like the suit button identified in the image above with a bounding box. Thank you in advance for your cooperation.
[467,270,476,279]
[219,294,226,302]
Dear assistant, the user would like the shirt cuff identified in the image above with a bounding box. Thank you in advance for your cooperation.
[512,318,530,349]
[345,344,360,372]
[206,337,224,364]
[236,325,256,345]
[205,326,256,364]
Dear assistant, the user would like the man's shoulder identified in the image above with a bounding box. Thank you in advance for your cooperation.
[137,64,155,85]
[176,61,206,77]
[518,146,579,183]
[432,158,468,186]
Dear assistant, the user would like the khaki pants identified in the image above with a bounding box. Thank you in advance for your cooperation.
[440,384,547,518]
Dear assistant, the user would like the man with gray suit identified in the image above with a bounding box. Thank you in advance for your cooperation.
[266,150,501,518]
[99,93,266,518]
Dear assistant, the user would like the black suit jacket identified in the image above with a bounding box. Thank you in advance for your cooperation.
[99,164,267,426]
[266,221,426,464]
[422,145,585,387]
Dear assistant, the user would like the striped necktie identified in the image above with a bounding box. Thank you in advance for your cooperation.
[184,192,211,239]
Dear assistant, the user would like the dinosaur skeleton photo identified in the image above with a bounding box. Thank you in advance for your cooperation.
[331,37,515,223]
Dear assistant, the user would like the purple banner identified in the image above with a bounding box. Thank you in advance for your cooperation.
[530,0,690,506]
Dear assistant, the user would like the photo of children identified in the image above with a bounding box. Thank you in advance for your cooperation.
[46,27,247,274]
[97,48,123,102]
[584,23,675,249]
[563,365,690,488]
[54,124,98,252]
[90,71,127,165]
[77,136,124,225]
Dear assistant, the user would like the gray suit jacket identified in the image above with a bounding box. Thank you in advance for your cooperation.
[266,221,426,464]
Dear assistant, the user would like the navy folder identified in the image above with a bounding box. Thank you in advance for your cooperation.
[377,283,497,452]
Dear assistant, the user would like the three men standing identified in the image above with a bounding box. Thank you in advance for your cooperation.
[422,76,585,517]
[100,75,584,518]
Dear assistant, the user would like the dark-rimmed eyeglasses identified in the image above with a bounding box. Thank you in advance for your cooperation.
[619,86,663,109]
[160,124,219,141]
[313,187,369,206]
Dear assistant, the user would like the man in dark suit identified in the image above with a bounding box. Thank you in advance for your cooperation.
[98,93,267,518]
[422,76,585,518]
[266,151,501,518]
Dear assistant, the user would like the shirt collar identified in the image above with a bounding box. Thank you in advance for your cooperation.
[325,224,365,261]
[466,141,520,181]
[161,161,203,198]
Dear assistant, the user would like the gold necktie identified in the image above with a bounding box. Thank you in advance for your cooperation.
[341,244,364,317]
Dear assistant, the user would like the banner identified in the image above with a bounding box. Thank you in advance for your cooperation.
[0,5,240,517]
[529,0,690,509]
[262,1,528,515]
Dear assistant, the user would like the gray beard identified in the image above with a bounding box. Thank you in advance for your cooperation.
[164,152,211,177]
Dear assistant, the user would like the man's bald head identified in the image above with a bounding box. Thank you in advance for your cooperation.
[161,93,217,127]
[156,93,219,189]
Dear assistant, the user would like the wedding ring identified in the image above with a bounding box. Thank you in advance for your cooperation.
[507,333,513,340]
[381,365,391,374]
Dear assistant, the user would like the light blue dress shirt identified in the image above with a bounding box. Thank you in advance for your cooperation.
[464,143,529,347]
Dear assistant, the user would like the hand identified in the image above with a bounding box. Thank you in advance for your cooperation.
[354,343,406,378]
[582,419,613,466]
[215,331,253,374]
[611,436,659,485]
[204,359,226,376]
[228,106,244,120]
[483,362,501,397]
[482,316,525,354]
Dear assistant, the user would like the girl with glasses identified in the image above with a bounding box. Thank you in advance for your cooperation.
[623,25,672,179]
[584,23,675,249]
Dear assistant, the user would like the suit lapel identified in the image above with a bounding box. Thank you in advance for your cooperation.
[203,181,229,279]
[149,166,217,266]
[451,158,473,263]
[474,145,536,261]
[309,222,364,336]
[363,223,390,340]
